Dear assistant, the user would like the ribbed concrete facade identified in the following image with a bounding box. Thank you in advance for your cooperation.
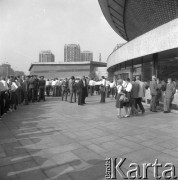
[99,0,178,82]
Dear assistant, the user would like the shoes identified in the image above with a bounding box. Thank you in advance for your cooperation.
[124,115,130,118]
[152,111,158,112]
[142,110,145,114]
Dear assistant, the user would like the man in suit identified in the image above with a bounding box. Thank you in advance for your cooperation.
[28,75,35,102]
[100,76,106,103]
[81,76,88,104]
[77,78,84,105]
[22,75,30,105]
[33,75,39,102]
[136,76,146,114]
[38,76,46,102]
[131,77,139,115]
[149,75,158,112]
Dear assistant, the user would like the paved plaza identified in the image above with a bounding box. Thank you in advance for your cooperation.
[0,95,178,180]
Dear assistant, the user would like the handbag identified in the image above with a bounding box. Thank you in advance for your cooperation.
[119,94,124,101]
[119,94,129,102]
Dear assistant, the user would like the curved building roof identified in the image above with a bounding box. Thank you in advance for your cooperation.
[107,19,178,70]
[98,0,178,41]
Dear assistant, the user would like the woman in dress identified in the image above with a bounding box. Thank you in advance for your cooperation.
[123,78,132,118]
[116,79,124,118]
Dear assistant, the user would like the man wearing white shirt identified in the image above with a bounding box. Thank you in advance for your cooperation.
[89,78,95,96]
[110,80,116,98]
[45,79,51,96]
[105,79,110,98]
[0,80,6,117]
[100,76,106,103]
[51,79,57,96]
[1,77,10,114]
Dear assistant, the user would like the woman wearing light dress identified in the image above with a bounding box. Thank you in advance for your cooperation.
[115,79,124,118]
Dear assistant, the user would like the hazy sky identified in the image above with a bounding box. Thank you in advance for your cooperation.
[0,0,125,73]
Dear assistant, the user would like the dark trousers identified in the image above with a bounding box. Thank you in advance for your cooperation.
[0,94,1,117]
[131,98,138,115]
[90,86,94,96]
[29,88,34,102]
[62,89,68,101]
[17,88,21,105]
[81,95,86,104]
[23,91,29,105]
[78,91,83,105]
[46,85,50,96]
[100,91,105,103]
[105,87,110,98]
[39,88,45,101]
[136,97,145,112]
[164,97,172,112]
[0,92,4,116]
[34,88,38,101]
[1,91,10,113]
[150,95,157,111]
[110,88,115,97]
[10,91,17,110]
[53,86,57,96]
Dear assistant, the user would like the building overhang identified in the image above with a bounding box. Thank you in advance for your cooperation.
[98,0,128,41]
[107,19,178,70]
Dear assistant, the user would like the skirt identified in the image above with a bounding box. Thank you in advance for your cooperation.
[123,92,131,107]
[116,94,123,108]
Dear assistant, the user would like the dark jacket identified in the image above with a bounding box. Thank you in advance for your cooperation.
[28,78,34,89]
[39,80,45,88]
[131,81,139,98]
[150,80,158,96]
[22,80,29,92]
[77,80,84,93]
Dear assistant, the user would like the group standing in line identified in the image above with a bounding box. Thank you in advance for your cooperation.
[0,74,177,119]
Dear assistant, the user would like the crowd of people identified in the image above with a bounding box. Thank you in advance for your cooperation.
[0,75,46,119]
[113,75,177,118]
[0,74,177,119]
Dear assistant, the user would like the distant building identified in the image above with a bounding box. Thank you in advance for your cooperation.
[99,0,178,81]
[80,51,93,62]
[29,61,106,79]
[94,67,108,78]
[0,64,14,77]
[39,50,55,63]
[64,44,81,62]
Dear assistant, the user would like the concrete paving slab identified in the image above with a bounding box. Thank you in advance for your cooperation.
[0,95,177,179]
